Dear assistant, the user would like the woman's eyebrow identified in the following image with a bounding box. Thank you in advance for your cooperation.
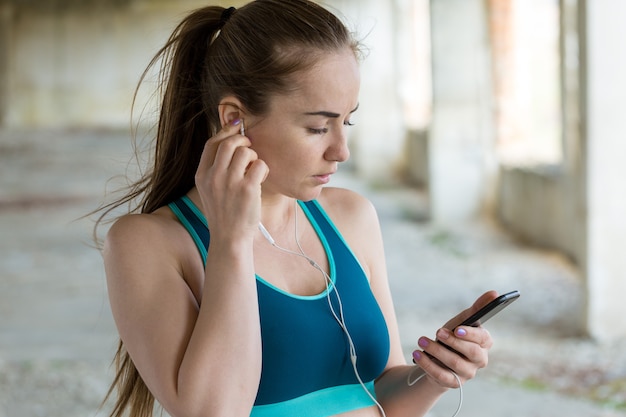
[303,104,360,118]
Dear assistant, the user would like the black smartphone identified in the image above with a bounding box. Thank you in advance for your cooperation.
[422,290,520,367]
[457,290,520,328]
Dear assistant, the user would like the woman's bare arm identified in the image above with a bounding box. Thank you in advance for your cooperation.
[105,123,269,417]
[104,212,262,417]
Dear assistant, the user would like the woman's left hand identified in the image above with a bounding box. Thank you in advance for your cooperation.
[411,291,497,389]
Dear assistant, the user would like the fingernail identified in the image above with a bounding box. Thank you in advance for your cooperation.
[413,351,422,362]
[456,327,467,337]
[437,328,451,340]
[418,337,429,348]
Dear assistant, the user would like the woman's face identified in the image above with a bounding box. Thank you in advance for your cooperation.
[246,49,361,202]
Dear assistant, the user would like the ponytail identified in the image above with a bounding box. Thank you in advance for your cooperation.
[141,6,225,213]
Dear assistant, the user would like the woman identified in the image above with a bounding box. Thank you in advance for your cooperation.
[98,1,497,416]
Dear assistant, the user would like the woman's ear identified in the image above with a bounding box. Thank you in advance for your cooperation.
[218,96,245,128]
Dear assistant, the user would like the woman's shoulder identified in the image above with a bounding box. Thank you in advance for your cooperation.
[103,206,186,267]
[106,207,177,244]
[317,186,379,227]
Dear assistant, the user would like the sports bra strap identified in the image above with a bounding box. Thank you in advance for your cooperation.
[168,196,210,265]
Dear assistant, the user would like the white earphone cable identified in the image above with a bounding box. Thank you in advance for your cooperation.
[407,367,463,417]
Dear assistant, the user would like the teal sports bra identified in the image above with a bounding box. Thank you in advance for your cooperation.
[168,197,390,417]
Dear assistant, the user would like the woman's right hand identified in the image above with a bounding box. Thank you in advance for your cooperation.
[195,119,269,241]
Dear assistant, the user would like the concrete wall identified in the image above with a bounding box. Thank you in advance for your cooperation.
[1,0,240,128]
[497,167,579,260]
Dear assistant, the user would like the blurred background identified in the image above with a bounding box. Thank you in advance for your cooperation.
[1,0,625,416]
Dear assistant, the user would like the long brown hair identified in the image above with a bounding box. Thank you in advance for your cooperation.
[96,1,361,416]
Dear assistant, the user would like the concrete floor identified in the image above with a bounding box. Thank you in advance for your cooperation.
[1,129,625,417]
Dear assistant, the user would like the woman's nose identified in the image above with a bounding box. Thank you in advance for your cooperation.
[325,129,350,162]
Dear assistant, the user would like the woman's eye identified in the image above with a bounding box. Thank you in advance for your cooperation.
[307,120,354,135]
[308,127,329,135]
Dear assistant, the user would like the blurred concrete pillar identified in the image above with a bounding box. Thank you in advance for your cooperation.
[0,3,11,126]
[487,0,515,149]
[428,0,495,223]
[557,0,587,335]
[333,0,405,182]
[581,0,626,341]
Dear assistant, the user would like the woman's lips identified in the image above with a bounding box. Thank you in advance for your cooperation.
[314,172,334,184]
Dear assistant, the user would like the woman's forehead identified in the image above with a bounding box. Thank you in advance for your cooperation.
[268,52,361,115]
